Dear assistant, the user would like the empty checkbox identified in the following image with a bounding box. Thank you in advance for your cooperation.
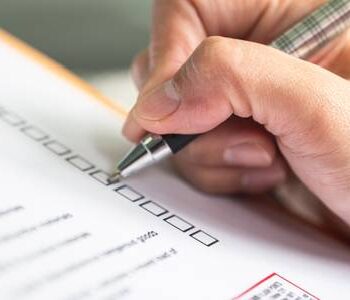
[0,205,24,219]
[114,185,144,202]
[190,230,219,247]
[21,126,49,141]
[44,140,71,156]
[66,155,95,171]
[90,170,112,185]
[0,111,26,126]
[140,201,168,217]
[164,215,194,232]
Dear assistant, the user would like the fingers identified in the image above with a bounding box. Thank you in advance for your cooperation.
[149,0,325,69]
[124,0,347,143]
[147,0,326,86]
[143,0,206,94]
[172,116,284,194]
[131,36,350,221]
[173,156,287,195]
[132,36,349,138]
[145,0,295,94]
[174,117,276,168]
[125,2,208,142]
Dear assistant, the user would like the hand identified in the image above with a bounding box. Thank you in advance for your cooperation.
[123,0,350,225]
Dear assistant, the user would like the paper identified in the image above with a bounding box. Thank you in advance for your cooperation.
[0,34,350,300]
[233,273,318,300]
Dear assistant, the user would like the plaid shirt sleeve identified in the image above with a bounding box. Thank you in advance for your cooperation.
[270,0,350,59]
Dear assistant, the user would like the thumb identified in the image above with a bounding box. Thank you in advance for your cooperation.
[133,36,349,135]
[133,37,350,223]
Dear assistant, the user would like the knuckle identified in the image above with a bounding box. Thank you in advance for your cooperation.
[194,36,248,92]
[201,36,226,49]
[200,36,240,65]
[193,37,225,67]
[198,36,229,68]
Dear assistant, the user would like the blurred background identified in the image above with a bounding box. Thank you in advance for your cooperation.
[0,0,153,107]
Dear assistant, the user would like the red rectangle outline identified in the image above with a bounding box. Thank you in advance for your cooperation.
[233,273,319,300]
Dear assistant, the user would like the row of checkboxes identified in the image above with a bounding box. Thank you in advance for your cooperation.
[0,108,115,181]
[0,109,98,170]
[114,185,219,247]
[0,110,26,127]
[0,106,219,247]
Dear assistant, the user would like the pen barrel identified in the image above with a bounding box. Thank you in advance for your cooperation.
[162,134,199,153]
[270,0,350,59]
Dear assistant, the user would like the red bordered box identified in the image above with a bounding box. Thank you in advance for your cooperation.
[233,273,319,300]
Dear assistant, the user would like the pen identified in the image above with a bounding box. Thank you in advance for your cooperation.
[110,0,350,182]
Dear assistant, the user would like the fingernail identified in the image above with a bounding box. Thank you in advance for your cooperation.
[135,80,180,121]
[223,143,272,167]
[241,168,286,188]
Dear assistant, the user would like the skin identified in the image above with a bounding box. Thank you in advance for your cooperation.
[123,0,350,226]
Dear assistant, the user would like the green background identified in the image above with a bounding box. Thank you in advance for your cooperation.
[0,0,152,71]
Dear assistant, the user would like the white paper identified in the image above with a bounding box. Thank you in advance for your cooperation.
[0,38,350,300]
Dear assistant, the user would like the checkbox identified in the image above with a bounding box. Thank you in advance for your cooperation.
[66,155,95,172]
[21,126,49,141]
[0,111,26,126]
[164,215,194,232]
[89,170,112,185]
[190,230,219,247]
[114,185,144,202]
[140,201,168,217]
[0,205,24,218]
[43,140,71,156]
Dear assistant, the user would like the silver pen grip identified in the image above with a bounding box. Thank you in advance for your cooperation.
[117,134,172,177]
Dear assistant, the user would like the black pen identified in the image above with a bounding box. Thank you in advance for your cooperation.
[109,0,350,182]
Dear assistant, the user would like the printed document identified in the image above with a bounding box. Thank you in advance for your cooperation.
[0,33,349,300]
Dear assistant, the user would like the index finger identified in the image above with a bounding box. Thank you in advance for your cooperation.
[145,0,207,92]
[123,0,207,142]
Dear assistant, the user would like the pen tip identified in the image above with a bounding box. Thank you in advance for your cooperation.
[108,171,122,184]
